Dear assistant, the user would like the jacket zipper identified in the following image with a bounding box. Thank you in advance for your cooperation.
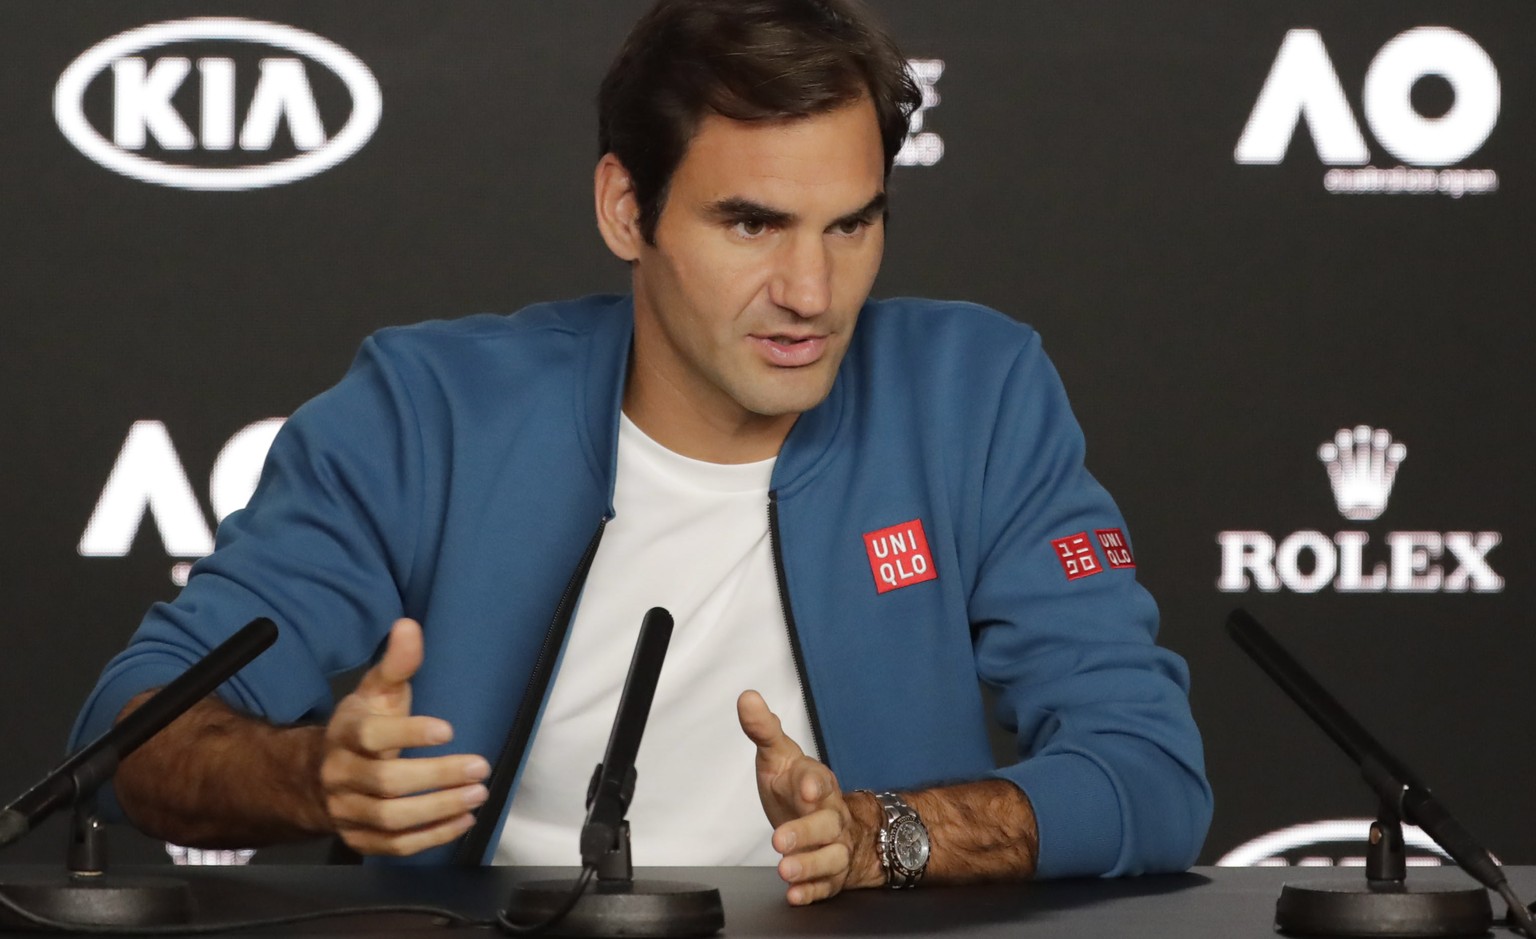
[452,518,608,866]
[768,491,829,764]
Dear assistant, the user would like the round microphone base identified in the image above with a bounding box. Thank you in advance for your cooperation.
[503,878,723,937]
[1276,879,1492,937]
[0,874,193,930]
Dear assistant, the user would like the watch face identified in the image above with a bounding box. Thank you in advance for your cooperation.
[892,819,930,871]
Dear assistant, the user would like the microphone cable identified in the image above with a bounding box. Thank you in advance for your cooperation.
[495,864,595,935]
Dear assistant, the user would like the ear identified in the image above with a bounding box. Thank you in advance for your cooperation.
[594,153,643,262]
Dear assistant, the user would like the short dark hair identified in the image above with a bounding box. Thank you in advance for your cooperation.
[598,0,922,243]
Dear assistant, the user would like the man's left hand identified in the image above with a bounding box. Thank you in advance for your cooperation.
[736,690,881,905]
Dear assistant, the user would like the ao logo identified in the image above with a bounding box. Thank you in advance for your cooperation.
[55,18,382,190]
[894,59,945,167]
[79,419,286,583]
[1235,27,1499,167]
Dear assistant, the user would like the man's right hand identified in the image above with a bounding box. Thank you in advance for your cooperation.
[320,618,491,856]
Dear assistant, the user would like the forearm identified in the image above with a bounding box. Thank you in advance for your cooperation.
[846,778,1038,888]
[114,691,333,848]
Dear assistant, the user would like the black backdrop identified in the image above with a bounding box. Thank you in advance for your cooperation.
[3,1,1531,869]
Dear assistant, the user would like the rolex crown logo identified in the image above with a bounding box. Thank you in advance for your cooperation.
[1317,426,1407,522]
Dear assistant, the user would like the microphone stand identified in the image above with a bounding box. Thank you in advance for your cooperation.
[0,618,279,930]
[499,607,724,937]
[1227,609,1534,938]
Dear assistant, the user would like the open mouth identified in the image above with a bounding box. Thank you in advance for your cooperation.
[751,333,827,366]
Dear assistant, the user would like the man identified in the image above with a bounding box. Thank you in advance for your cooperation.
[71,0,1211,906]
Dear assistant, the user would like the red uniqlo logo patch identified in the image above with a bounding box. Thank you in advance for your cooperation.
[1096,528,1136,569]
[1051,532,1103,581]
[863,519,938,594]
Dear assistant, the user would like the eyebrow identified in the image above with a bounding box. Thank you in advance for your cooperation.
[704,192,889,230]
[836,192,889,228]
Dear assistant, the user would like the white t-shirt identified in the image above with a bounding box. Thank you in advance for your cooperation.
[494,414,817,866]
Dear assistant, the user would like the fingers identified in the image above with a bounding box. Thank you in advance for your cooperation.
[334,802,482,858]
[323,750,490,798]
[355,619,425,709]
[329,780,488,835]
[332,619,435,759]
[741,689,838,833]
[774,807,853,906]
[318,619,489,858]
[329,709,453,757]
[737,690,803,760]
[778,841,852,905]
[773,805,843,856]
[320,745,491,858]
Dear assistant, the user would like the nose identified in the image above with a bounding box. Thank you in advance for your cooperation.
[769,233,832,318]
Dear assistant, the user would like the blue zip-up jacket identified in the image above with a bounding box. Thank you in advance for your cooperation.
[71,295,1211,877]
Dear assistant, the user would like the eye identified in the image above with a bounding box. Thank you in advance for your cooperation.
[833,218,869,236]
[733,218,769,238]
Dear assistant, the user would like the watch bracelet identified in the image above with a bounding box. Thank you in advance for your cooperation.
[858,789,928,889]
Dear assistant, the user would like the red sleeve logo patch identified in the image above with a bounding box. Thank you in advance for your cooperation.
[863,519,938,594]
[1051,532,1103,581]
[1095,528,1136,569]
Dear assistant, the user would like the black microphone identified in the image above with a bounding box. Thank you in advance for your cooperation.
[1227,609,1502,885]
[500,607,724,937]
[1226,609,1530,938]
[0,616,278,848]
[580,605,673,868]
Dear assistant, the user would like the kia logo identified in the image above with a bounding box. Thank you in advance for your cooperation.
[55,18,382,190]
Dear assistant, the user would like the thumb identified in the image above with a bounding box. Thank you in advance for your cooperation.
[738,690,802,759]
[357,618,424,711]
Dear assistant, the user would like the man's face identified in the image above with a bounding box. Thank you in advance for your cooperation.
[626,98,887,449]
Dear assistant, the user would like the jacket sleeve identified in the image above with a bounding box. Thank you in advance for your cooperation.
[969,333,1212,878]
[68,334,425,786]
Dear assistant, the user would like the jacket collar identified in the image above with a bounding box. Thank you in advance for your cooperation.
[576,294,634,517]
[578,293,856,506]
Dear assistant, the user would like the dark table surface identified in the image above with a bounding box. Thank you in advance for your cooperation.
[0,864,1530,938]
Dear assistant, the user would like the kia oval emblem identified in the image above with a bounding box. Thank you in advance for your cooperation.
[55,18,382,191]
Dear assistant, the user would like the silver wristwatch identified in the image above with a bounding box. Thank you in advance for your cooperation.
[867,791,930,888]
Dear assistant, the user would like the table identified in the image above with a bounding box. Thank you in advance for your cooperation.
[0,865,1528,937]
